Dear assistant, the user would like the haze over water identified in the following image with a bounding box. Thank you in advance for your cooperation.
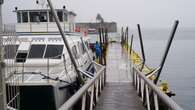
[131,28,195,110]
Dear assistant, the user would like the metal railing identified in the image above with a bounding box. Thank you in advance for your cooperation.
[131,65,183,110]
[4,53,70,82]
[59,61,106,110]
[15,22,71,33]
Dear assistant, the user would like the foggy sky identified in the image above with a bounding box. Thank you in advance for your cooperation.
[2,0,195,28]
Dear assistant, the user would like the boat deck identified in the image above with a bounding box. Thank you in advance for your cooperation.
[95,43,145,110]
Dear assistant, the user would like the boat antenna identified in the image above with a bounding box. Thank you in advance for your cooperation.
[46,0,84,85]
[154,20,179,84]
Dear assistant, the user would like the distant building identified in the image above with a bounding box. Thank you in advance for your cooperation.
[75,22,117,34]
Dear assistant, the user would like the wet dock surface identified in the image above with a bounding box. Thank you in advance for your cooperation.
[95,43,145,110]
[106,43,131,82]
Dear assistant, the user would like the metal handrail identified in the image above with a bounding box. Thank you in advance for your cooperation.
[132,66,183,110]
[59,62,105,110]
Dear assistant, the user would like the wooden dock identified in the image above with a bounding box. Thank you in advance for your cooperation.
[95,43,146,110]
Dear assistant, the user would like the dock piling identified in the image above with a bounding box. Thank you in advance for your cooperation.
[137,24,146,71]
[154,20,179,84]
[130,34,134,55]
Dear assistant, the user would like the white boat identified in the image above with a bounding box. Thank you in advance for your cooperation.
[3,7,93,110]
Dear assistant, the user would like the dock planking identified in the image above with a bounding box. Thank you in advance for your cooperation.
[95,43,146,110]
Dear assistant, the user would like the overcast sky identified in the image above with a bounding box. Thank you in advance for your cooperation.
[2,0,195,28]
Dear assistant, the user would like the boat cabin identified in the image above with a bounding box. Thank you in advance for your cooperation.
[15,9,76,32]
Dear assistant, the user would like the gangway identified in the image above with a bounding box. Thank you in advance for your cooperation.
[58,43,183,110]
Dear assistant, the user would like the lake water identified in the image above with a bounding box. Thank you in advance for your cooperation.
[131,28,195,110]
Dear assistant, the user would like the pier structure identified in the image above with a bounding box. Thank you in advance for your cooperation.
[58,42,183,110]
[58,22,183,110]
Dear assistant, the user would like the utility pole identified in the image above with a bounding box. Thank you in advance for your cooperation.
[0,0,7,110]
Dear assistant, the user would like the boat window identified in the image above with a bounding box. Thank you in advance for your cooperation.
[29,11,48,22]
[78,42,85,55]
[16,52,28,62]
[77,43,81,56]
[4,45,19,59]
[49,11,54,22]
[22,12,28,23]
[57,11,63,22]
[82,42,87,53]
[30,12,40,22]
[85,41,89,49]
[44,45,63,59]
[39,12,48,22]
[72,45,79,59]
[17,12,21,23]
[28,45,46,58]
[64,13,68,22]
[49,11,63,22]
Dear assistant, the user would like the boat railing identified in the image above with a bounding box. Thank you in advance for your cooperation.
[12,52,90,83]
[8,53,69,81]
[15,22,71,32]
[58,61,106,110]
[131,64,183,110]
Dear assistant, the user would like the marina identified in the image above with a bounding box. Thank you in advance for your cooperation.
[1,0,195,110]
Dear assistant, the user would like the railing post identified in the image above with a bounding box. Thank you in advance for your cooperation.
[130,34,133,55]
[134,71,137,88]
[99,75,102,93]
[104,66,106,86]
[81,92,87,110]
[136,74,140,93]
[22,61,25,82]
[98,28,103,64]
[141,79,144,101]
[95,80,99,102]
[47,58,49,83]
[132,67,135,86]
[90,85,94,110]
[153,93,159,110]
[125,27,129,51]
[145,84,151,110]
[121,27,123,44]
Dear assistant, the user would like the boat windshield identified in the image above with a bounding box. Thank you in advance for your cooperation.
[44,45,64,59]
[28,45,46,58]
[4,45,19,59]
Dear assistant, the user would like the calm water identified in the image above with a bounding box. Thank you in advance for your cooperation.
[131,28,195,110]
